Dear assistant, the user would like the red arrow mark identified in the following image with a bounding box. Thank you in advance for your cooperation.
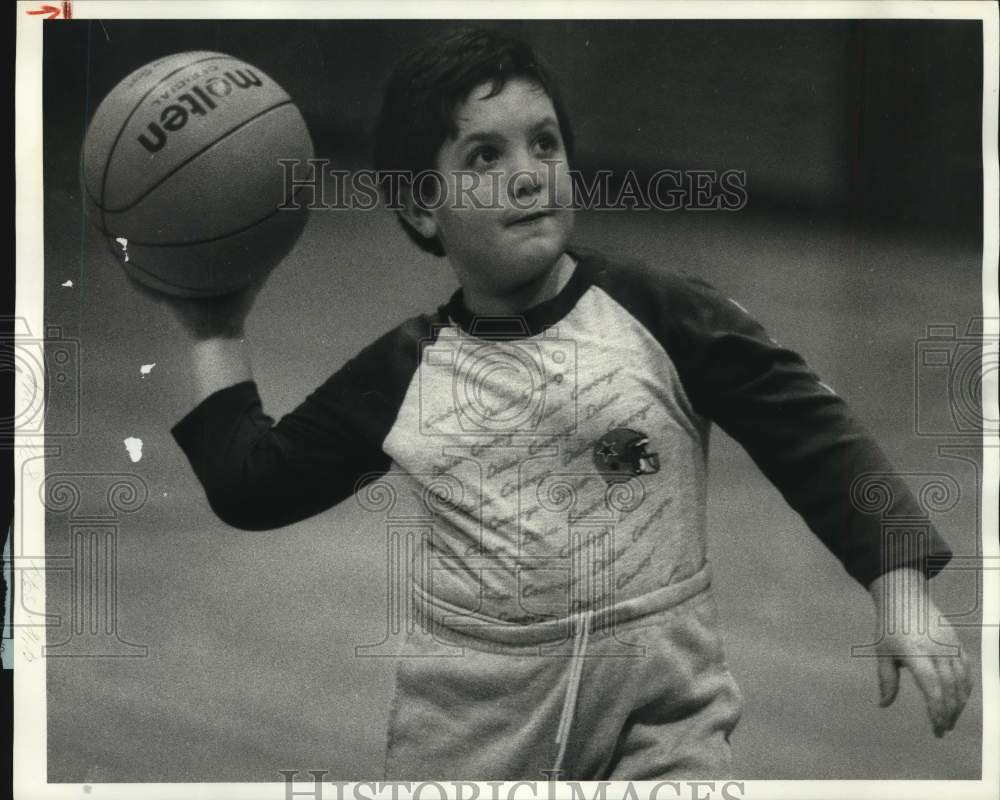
[26,4,61,18]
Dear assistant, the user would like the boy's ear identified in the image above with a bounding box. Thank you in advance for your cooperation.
[398,183,439,242]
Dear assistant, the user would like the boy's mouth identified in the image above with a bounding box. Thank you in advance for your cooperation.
[507,210,553,227]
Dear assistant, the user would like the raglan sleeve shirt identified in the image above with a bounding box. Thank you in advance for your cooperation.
[169,322,419,531]
[619,265,953,588]
[170,252,953,589]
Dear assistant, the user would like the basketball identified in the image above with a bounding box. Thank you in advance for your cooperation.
[81,51,314,297]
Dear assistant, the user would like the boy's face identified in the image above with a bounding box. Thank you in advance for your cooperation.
[409,77,575,297]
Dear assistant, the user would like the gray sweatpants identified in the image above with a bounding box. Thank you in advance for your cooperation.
[383,563,743,780]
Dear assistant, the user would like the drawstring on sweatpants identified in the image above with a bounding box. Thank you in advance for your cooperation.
[410,563,715,775]
[552,609,595,774]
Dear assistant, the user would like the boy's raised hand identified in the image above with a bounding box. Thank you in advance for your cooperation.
[121,266,277,402]
[124,268,270,341]
[869,567,973,737]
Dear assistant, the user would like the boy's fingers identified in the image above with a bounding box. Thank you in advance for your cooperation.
[944,655,972,729]
[905,657,947,735]
[936,658,961,731]
[877,656,899,706]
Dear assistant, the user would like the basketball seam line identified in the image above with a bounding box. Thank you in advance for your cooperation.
[114,183,307,251]
[91,99,297,213]
[120,252,219,293]
[93,54,235,235]
[118,188,306,292]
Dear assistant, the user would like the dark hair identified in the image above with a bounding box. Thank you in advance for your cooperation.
[373,27,575,257]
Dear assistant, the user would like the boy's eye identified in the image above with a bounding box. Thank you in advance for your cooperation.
[468,145,500,169]
[535,132,561,155]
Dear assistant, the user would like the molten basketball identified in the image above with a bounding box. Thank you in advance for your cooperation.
[82,51,313,297]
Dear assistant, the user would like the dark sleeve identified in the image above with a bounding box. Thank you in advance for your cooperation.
[663,272,952,588]
[170,321,425,531]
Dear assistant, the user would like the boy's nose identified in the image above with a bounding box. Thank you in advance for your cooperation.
[509,165,542,201]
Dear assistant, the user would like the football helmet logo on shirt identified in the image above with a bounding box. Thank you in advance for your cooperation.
[592,428,660,483]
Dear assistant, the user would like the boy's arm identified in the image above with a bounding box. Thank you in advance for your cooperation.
[668,274,950,586]
[665,273,971,735]
[169,367,388,531]
[138,277,392,531]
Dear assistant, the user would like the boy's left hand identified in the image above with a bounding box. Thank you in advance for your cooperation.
[868,567,973,737]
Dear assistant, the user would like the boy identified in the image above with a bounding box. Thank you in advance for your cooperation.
[149,28,971,780]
